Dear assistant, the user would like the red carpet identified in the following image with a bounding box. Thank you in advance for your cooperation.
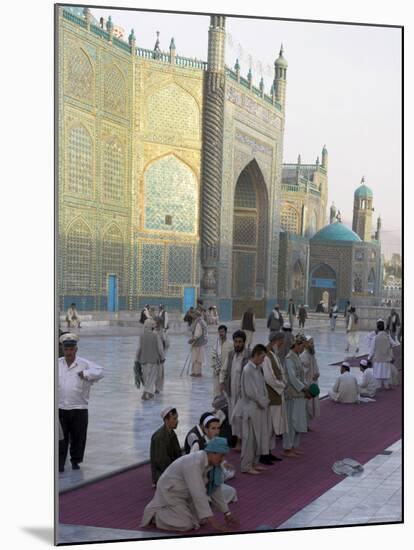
[59,378,402,536]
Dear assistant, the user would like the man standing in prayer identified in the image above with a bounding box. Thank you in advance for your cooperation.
[345,306,359,355]
[210,325,233,397]
[150,407,181,487]
[157,304,169,332]
[282,334,309,457]
[329,301,339,331]
[287,298,296,328]
[240,344,270,474]
[65,303,81,329]
[358,359,378,398]
[297,304,308,329]
[154,319,169,395]
[279,321,294,365]
[262,332,288,463]
[300,336,320,427]
[189,310,208,377]
[267,304,284,332]
[328,362,359,403]
[219,330,250,450]
[240,307,256,351]
[135,318,165,400]
[368,319,394,390]
[141,437,239,532]
[58,333,104,472]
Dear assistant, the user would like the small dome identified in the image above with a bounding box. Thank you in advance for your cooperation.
[311,221,361,243]
[354,184,373,199]
[275,44,288,68]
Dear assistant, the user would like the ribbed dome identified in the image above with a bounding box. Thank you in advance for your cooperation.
[311,221,361,242]
[354,184,373,199]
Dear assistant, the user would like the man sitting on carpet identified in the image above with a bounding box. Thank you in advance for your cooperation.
[141,437,239,532]
[150,406,181,487]
[358,359,378,398]
[329,362,359,403]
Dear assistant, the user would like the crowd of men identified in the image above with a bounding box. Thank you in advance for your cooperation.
[58,298,401,533]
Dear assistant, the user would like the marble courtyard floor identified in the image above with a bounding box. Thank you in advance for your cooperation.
[57,317,402,543]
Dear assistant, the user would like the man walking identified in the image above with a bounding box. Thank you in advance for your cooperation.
[267,304,284,332]
[136,319,165,400]
[386,309,401,341]
[240,307,255,351]
[345,306,359,355]
[58,333,104,472]
[287,299,296,328]
[189,310,208,377]
[297,304,308,329]
[329,301,338,331]
[211,325,233,397]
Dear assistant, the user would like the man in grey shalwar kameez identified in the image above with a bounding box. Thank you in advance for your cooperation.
[239,344,270,474]
[141,437,239,532]
[300,336,321,426]
[135,319,165,400]
[282,334,309,457]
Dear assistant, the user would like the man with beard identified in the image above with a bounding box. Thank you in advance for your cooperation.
[219,330,250,451]
[211,325,233,397]
[300,336,320,428]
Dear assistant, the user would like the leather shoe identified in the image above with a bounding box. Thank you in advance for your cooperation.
[268,453,283,462]
[71,462,80,470]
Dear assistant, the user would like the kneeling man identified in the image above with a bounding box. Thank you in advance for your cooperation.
[141,437,239,532]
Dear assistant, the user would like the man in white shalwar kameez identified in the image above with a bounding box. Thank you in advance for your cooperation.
[282,334,309,457]
[329,362,359,403]
[189,311,208,377]
[262,332,288,463]
[300,336,321,426]
[210,325,233,397]
[368,319,397,389]
[141,437,239,532]
[239,344,270,474]
[358,359,378,398]
[219,330,250,446]
[65,303,81,328]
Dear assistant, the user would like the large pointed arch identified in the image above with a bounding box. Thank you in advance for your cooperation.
[102,223,124,294]
[232,159,269,305]
[65,217,93,294]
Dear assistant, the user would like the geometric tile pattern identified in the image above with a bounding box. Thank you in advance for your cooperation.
[65,43,94,103]
[104,65,126,117]
[65,218,93,293]
[102,139,124,203]
[146,83,200,138]
[234,174,257,208]
[102,224,124,293]
[144,155,197,233]
[140,243,164,294]
[232,251,256,297]
[281,205,300,233]
[233,214,257,246]
[167,245,193,285]
[67,125,93,196]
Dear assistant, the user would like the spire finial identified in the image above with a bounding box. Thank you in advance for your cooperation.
[361,175,365,183]
[169,37,176,50]
[280,43,284,56]
[154,30,161,51]
[336,210,342,222]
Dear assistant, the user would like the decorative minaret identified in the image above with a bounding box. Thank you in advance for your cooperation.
[329,202,337,224]
[234,58,240,82]
[128,29,136,54]
[153,31,161,59]
[274,44,288,109]
[375,215,382,241]
[169,38,176,64]
[352,176,373,242]
[321,144,328,170]
[106,15,114,42]
[200,15,226,298]
[83,7,92,29]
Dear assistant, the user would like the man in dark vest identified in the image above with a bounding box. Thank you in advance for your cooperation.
[261,331,288,464]
[150,406,181,487]
[240,307,256,351]
[184,411,214,454]
[267,304,284,332]
[219,330,250,450]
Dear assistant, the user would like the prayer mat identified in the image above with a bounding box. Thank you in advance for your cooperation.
[59,379,401,537]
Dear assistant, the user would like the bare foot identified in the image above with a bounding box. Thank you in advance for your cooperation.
[253,464,266,471]
[282,450,298,458]
[243,468,261,475]
[292,448,304,455]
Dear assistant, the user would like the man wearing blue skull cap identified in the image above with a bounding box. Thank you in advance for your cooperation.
[141,437,239,532]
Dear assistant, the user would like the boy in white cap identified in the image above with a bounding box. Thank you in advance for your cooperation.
[358,359,378,398]
[150,407,181,486]
[58,333,104,472]
[328,362,359,403]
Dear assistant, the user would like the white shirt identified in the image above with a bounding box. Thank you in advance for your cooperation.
[58,355,104,409]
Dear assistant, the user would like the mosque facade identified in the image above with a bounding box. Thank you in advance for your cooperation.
[57,6,382,319]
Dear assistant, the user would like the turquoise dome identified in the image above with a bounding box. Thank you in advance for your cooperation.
[311,221,361,242]
[354,184,373,199]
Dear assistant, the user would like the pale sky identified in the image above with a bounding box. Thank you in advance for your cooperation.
[87,6,402,257]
